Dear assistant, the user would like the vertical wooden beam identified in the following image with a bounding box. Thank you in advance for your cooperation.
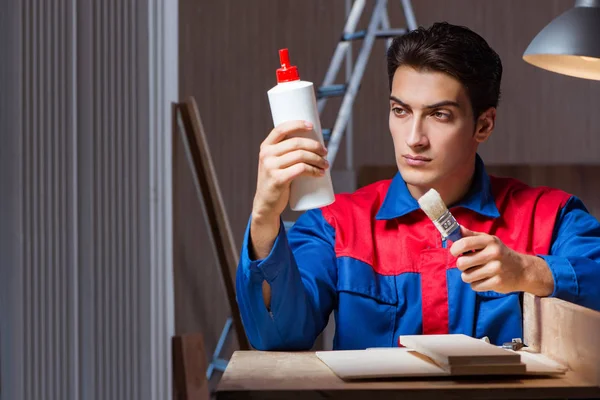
[176,98,250,351]
[523,293,600,386]
[173,334,209,400]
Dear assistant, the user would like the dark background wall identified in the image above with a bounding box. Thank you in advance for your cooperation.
[174,0,600,382]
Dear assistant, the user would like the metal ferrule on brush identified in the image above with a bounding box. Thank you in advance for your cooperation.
[433,210,461,242]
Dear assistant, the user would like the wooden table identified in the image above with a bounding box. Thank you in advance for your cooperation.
[217,295,600,399]
[216,350,600,399]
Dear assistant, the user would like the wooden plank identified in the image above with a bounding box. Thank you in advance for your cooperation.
[316,349,448,380]
[447,363,526,376]
[173,334,210,400]
[523,293,600,386]
[216,351,600,399]
[176,98,250,351]
[399,334,520,367]
[518,350,568,376]
[315,348,543,380]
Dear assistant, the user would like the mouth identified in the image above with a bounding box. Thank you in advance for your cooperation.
[402,154,432,166]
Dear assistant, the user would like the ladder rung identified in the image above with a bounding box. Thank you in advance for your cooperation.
[210,358,229,372]
[342,28,408,42]
[317,84,347,99]
[322,129,332,142]
[342,30,367,41]
[375,28,408,38]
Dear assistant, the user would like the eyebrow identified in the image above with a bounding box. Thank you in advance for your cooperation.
[389,96,461,110]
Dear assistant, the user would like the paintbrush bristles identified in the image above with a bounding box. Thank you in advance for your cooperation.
[418,189,448,221]
[418,188,462,241]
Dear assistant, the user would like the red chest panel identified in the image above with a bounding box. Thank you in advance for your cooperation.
[321,176,570,335]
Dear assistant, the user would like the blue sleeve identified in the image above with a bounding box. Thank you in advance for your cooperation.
[538,196,600,311]
[235,209,337,350]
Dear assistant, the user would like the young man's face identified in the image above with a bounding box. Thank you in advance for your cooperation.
[389,66,489,197]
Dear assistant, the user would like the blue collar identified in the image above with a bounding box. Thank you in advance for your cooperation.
[375,154,500,220]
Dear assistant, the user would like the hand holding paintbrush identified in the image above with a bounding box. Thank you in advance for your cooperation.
[417,188,553,295]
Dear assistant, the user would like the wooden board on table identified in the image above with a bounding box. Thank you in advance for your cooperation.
[399,334,521,367]
[316,348,448,380]
[316,348,564,381]
[448,363,526,376]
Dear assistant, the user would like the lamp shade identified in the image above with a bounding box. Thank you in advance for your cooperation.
[523,0,600,80]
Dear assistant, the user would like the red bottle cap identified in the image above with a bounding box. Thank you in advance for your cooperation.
[276,48,300,83]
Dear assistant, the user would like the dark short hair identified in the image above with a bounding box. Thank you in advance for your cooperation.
[387,22,502,121]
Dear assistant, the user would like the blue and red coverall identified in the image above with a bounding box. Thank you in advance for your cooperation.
[236,156,600,350]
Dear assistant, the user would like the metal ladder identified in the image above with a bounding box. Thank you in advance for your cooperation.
[283,0,417,232]
[319,0,417,167]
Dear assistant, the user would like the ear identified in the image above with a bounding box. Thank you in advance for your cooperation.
[474,107,496,143]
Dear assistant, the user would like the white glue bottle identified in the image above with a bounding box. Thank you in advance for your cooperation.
[267,48,335,211]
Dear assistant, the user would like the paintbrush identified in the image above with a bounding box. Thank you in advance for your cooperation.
[418,188,462,242]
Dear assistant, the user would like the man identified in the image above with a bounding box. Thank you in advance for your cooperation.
[236,22,600,351]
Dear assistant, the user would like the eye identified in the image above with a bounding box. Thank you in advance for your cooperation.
[392,107,407,117]
[433,111,451,121]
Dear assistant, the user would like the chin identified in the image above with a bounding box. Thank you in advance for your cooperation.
[397,165,439,188]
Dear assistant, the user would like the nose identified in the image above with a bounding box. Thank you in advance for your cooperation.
[405,118,429,149]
